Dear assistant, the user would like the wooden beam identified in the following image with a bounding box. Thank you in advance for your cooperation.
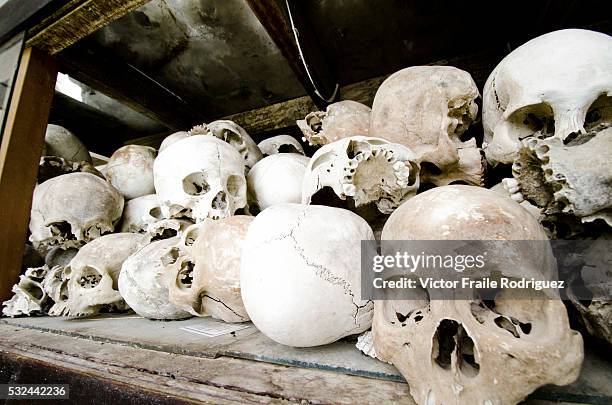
[0,47,57,302]
[26,0,151,55]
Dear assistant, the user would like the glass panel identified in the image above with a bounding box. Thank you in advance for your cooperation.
[0,31,24,136]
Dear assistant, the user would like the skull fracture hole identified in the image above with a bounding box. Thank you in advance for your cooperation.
[432,319,480,377]
[78,266,103,288]
[177,260,194,288]
[182,172,210,195]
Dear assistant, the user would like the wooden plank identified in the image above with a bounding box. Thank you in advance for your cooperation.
[0,47,57,303]
[26,0,151,55]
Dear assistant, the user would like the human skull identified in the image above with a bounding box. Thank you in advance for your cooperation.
[247,154,310,212]
[168,216,253,322]
[241,204,374,346]
[119,194,163,233]
[302,136,420,214]
[482,29,612,166]
[29,172,124,251]
[154,135,247,221]
[370,66,483,186]
[38,156,103,184]
[49,233,149,317]
[258,135,305,156]
[297,100,371,146]
[374,185,583,405]
[189,120,263,169]
[43,124,92,163]
[159,131,189,152]
[2,266,50,317]
[119,237,192,320]
[105,145,157,200]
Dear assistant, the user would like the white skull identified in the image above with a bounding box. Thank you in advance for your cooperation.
[241,204,374,346]
[43,124,92,163]
[370,66,484,186]
[297,100,371,146]
[159,131,189,152]
[118,237,192,320]
[189,120,263,169]
[154,135,248,221]
[2,266,50,317]
[258,135,305,156]
[29,172,124,251]
[247,154,310,212]
[482,29,612,166]
[302,136,420,214]
[168,216,253,322]
[105,145,157,200]
[49,233,149,317]
[119,194,163,233]
[374,185,583,405]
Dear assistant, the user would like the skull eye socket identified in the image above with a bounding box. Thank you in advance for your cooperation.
[149,206,163,219]
[177,260,194,289]
[584,94,611,129]
[77,266,103,289]
[183,172,210,195]
[508,102,555,138]
[226,175,244,197]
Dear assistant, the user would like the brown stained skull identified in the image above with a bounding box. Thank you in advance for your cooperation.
[374,185,583,405]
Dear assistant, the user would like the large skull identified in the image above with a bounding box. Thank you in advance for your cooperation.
[247,154,310,212]
[258,135,305,156]
[168,216,253,322]
[241,204,374,346]
[49,233,149,317]
[2,266,50,317]
[154,135,247,221]
[374,185,583,405]
[370,66,483,186]
[105,145,157,200]
[119,237,191,320]
[43,124,92,163]
[189,120,263,169]
[297,100,371,146]
[30,172,124,251]
[483,29,612,166]
[302,136,420,214]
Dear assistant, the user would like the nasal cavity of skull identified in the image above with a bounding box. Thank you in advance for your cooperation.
[183,172,210,195]
[432,319,480,377]
[177,260,194,288]
[511,103,554,138]
[77,266,102,289]
[212,191,228,211]
[161,247,180,266]
[49,221,77,240]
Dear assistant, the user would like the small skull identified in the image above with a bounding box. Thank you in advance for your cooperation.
[105,145,157,200]
[258,135,305,156]
[482,29,612,166]
[297,100,371,146]
[302,136,420,214]
[29,172,124,251]
[370,66,483,186]
[154,135,248,221]
[49,233,149,317]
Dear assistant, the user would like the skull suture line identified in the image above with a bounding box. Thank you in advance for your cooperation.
[154,135,248,221]
[483,29,612,166]
[370,66,484,186]
[374,185,583,405]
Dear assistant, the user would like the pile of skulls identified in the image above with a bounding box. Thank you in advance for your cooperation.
[3,27,611,405]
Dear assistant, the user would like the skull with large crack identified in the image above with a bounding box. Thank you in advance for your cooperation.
[297,100,371,146]
[482,29,612,167]
[49,233,149,317]
[374,185,583,405]
[167,216,253,322]
[370,66,483,186]
[240,204,374,346]
[154,135,248,221]
[302,136,420,214]
[29,172,124,251]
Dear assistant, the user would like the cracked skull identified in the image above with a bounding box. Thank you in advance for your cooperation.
[483,29,612,166]
[30,172,124,251]
[374,185,583,405]
[241,204,374,346]
[119,237,192,320]
[258,135,305,156]
[106,145,157,200]
[154,135,247,221]
[49,233,149,317]
[302,136,420,214]
[168,216,253,322]
[370,66,483,186]
[297,100,371,146]
[189,120,263,169]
